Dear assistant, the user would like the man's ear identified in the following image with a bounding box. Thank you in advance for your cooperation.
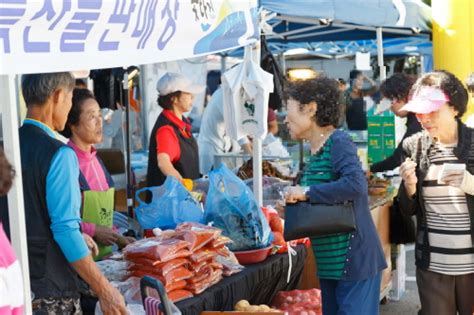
[51,89,62,107]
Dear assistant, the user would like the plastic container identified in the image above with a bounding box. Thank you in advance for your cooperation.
[233,246,272,265]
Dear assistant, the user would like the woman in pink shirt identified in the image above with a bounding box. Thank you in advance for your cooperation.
[0,149,24,315]
[61,88,134,260]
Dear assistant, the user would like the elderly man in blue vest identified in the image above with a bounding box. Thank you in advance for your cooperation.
[19,72,127,314]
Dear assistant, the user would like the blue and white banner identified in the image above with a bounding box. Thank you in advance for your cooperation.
[0,0,259,74]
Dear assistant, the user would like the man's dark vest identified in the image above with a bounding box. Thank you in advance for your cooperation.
[147,113,200,188]
[19,123,83,299]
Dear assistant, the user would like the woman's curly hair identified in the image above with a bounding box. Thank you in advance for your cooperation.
[412,70,469,118]
[380,73,416,101]
[286,76,341,127]
[0,149,15,196]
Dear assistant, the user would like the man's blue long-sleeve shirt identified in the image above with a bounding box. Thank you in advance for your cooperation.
[23,119,89,263]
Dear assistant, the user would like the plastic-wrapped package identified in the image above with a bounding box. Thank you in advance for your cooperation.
[216,254,244,277]
[168,289,194,303]
[153,229,185,240]
[123,238,191,262]
[96,260,128,282]
[126,271,187,293]
[204,165,273,251]
[187,269,211,284]
[126,257,160,267]
[176,222,221,251]
[158,258,190,276]
[208,235,232,248]
[127,258,189,275]
[163,266,194,283]
[189,249,217,264]
[186,269,223,295]
[189,259,210,273]
[110,277,142,305]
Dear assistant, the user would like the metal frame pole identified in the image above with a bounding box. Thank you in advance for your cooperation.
[0,74,32,314]
[376,27,386,81]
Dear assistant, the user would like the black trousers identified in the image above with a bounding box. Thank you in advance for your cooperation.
[417,268,474,315]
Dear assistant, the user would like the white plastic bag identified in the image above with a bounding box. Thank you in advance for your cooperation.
[222,48,274,141]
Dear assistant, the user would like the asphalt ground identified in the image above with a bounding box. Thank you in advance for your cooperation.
[380,246,421,315]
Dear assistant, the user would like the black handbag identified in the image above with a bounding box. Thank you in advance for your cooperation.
[284,201,356,241]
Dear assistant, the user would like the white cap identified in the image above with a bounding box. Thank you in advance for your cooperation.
[156,72,205,96]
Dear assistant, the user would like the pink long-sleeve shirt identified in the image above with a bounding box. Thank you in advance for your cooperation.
[68,141,110,237]
[0,224,24,315]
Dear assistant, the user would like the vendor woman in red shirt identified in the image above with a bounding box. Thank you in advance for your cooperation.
[147,72,205,187]
[61,88,134,260]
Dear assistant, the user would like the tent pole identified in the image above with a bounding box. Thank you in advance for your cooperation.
[251,42,263,207]
[122,70,136,237]
[419,55,425,74]
[376,27,386,81]
[0,74,32,314]
[279,53,286,74]
[221,55,227,73]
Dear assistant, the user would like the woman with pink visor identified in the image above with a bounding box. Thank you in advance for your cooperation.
[397,70,474,314]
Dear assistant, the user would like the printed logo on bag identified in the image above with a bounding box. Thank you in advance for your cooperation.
[243,100,258,126]
[100,207,111,224]
[244,101,255,116]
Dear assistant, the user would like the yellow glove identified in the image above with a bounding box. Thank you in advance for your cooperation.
[182,178,193,191]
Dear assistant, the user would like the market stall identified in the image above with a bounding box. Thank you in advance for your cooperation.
[0,1,261,313]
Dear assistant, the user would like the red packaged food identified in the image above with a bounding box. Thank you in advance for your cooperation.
[164,266,194,283]
[176,222,221,235]
[125,272,187,293]
[186,268,223,295]
[167,289,194,303]
[208,235,232,248]
[123,238,192,262]
[187,269,211,284]
[189,249,217,264]
[127,264,160,275]
[157,258,190,276]
[189,259,209,273]
[176,222,221,251]
[125,256,161,266]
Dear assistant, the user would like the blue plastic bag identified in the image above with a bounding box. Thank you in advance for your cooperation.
[204,164,273,251]
[135,176,203,230]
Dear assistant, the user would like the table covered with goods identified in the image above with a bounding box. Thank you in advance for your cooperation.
[97,164,318,314]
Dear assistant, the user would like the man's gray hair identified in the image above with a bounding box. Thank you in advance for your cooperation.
[21,72,75,107]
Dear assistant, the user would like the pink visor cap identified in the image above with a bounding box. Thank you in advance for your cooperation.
[400,86,450,114]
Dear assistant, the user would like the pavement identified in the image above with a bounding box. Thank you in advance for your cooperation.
[380,246,421,315]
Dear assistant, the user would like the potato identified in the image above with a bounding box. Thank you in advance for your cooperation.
[259,305,271,311]
[244,305,260,312]
[234,300,250,311]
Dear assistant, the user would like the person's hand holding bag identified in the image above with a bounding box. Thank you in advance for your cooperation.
[284,186,308,204]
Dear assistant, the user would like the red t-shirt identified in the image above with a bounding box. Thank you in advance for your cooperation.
[155,110,192,163]
[268,108,277,123]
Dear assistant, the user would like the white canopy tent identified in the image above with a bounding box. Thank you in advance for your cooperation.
[0,1,259,313]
